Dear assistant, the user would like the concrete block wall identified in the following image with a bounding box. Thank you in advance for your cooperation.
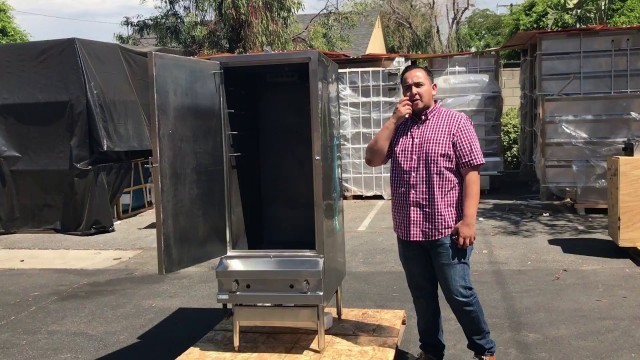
[500,68,521,110]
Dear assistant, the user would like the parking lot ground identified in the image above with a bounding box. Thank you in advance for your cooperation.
[1,196,639,360]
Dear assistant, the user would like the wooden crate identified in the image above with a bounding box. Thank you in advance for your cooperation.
[607,156,640,247]
[116,159,154,220]
[574,202,608,215]
[177,308,406,360]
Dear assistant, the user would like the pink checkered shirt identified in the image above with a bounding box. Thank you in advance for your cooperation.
[385,101,485,241]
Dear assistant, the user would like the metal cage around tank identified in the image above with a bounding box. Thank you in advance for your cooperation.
[534,30,640,205]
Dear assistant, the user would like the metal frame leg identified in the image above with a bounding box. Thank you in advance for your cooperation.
[317,305,325,351]
[336,285,343,320]
[233,317,240,351]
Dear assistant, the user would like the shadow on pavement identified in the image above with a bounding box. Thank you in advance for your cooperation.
[98,308,227,360]
[140,222,156,230]
[548,238,630,259]
[394,348,419,360]
[477,174,611,239]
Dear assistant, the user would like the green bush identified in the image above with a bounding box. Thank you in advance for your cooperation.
[501,107,521,171]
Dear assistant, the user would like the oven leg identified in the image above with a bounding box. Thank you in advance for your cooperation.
[336,285,343,320]
[233,316,240,352]
[317,305,326,351]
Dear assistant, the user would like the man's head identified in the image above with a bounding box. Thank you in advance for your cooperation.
[400,65,437,115]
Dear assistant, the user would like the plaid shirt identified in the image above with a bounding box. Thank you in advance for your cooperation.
[385,101,485,241]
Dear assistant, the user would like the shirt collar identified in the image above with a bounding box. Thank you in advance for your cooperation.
[411,100,441,123]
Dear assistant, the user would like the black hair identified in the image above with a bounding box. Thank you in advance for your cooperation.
[400,64,434,85]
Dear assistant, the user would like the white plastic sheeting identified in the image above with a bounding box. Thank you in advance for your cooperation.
[434,71,504,175]
[535,30,640,203]
[338,67,403,199]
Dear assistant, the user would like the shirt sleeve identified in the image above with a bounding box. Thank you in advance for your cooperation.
[453,115,485,170]
[383,128,397,165]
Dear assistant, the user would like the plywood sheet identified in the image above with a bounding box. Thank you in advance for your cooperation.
[608,156,640,247]
[178,308,406,360]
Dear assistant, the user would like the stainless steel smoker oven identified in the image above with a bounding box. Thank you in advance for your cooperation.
[148,51,346,352]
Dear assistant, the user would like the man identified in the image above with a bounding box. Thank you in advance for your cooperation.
[365,64,496,360]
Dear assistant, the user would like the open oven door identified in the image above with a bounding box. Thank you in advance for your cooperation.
[149,53,230,274]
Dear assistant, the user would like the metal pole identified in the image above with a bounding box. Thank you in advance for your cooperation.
[580,33,583,95]
[336,285,343,320]
[611,39,615,94]
[346,70,354,196]
[627,38,631,93]
[233,316,240,351]
[373,69,381,195]
[317,305,326,351]
[360,70,365,193]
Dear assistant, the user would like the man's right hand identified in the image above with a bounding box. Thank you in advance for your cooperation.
[365,97,411,167]
[392,97,412,123]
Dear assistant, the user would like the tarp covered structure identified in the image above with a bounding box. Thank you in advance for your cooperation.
[0,38,164,234]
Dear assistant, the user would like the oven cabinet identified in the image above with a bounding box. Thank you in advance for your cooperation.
[149,51,345,305]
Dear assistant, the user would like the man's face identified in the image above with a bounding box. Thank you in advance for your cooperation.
[401,68,437,115]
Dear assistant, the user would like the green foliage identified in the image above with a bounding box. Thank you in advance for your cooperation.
[0,0,29,44]
[504,0,574,37]
[501,107,521,171]
[303,1,373,52]
[609,0,640,25]
[457,9,507,52]
[117,0,303,55]
[503,0,640,39]
[455,0,640,59]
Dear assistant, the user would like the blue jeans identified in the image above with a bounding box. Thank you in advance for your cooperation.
[397,236,495,359]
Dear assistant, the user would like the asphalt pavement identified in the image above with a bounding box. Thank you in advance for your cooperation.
[0,196,638,360]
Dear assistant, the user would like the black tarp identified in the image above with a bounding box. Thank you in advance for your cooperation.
[0,38,167,235]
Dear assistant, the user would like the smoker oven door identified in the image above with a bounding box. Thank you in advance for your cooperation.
[150,53,229,274]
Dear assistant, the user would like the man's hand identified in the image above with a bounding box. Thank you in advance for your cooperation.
[453,219,476,249]
[392,97,412,123]
[365,97,412,167]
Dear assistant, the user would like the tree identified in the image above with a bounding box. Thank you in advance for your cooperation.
[444,0,472,52]
[375,0,442,54]
[294,0,373,52]
[502,0,640,37]
[457,9,507,52]
[117,0,303,55]
[503,0,574,38]
[609,0,640,25]
[368,0,471,54]
[501,107,521,171]
[0,0,29,44]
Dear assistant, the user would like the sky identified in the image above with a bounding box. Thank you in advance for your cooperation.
[8,0,514,43]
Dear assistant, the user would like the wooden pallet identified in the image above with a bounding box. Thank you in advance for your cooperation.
[574,203,608,215]
[177,308,406,360]
[116,159,154,220]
